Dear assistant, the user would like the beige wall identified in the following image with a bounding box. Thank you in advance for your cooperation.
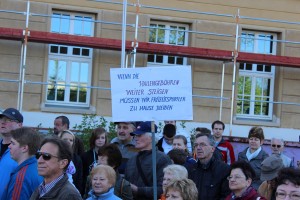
[0,0,300,128]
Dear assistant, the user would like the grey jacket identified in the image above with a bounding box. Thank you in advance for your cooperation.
[30,174,82,200]
[125,149,172,200]
[238,147,269,190]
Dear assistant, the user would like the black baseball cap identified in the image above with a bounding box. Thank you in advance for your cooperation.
[0,108,23,123]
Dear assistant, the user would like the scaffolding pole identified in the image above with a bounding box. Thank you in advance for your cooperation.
[219,62,225,120]
[17,1,30,112]
[230,9,240,136]
[121,0,127,68]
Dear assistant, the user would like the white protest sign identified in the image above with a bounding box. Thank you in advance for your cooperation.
[110,66,193,121]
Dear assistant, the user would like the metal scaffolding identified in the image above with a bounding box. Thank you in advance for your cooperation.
[0,0,300,132]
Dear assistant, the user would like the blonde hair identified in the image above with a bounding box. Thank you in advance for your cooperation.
[90,165,116,186]
[165,178,198,200]
[163,164,188,180]
[59,130,75,150]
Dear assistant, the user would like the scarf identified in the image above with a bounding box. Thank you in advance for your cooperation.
[246,147,261,161]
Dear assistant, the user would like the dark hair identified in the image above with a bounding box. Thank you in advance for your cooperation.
[40,137,72,170]
[276,168,300,189]
[211,120,225,130]
[163,124,176,138]
[98,144,122,170]
[55,116,70,129]
[11,127,41,156]
[195,127,211,135]
[230,161,256,180]
[89,127,108,149]
[167,148,188,165]
[195,133,215,147]
[248,126,265,141]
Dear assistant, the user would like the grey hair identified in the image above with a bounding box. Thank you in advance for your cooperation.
[195,133,215,147]
[271,138,284,145]
[163,164,188,180]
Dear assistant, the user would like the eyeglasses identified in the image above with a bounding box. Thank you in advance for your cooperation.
[271,144,282,148]
[227,175,246,181]
[35,151,59,161]
[276,192,300,200]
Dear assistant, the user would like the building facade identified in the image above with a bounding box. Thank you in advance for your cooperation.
[0,0,300,142]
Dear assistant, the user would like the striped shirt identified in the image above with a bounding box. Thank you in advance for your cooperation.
[38,173,64,197]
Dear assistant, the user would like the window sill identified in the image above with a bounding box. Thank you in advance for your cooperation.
[233,115,280,127]
[41,103,96,114]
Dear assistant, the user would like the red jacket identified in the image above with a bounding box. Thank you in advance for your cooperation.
[217,138,236,165]
[225,186,267,200]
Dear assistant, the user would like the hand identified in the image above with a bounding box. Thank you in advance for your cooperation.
[130,183,138,194]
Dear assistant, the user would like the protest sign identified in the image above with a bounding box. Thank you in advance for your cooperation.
[110,66,193,121]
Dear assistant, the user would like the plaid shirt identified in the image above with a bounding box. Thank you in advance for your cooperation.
[38,173,65,197]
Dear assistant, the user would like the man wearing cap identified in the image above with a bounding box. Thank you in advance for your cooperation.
[270,137,293,167]
[258,154,284,200]
[0,108,23,198]
[111,122,138,174]
[125,121,172,200]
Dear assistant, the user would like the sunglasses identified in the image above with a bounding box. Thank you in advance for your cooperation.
[35,152,59,161]
[271,144,282,148]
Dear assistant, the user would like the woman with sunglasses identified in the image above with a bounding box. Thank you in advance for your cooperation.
[238,126,269,190]
[59,130,83,193]
[225,161,267,200]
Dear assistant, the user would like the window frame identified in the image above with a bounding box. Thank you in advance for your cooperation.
[237,30,277,120]
[45,11,94,107]
[147,21,189,66]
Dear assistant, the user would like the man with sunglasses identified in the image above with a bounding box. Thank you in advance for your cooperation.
[1,127,43,200]
[30,137,82,200]
[271,137,293,167]
[0,108,23,199]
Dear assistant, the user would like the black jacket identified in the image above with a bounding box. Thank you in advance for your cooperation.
[188,157,231,200]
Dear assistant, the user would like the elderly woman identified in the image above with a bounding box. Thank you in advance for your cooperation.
[164,178,198,200]
[160,164,188,200]
[87,165,121,200]
[275,168,300,200]
[225,161,266,200]
[238,126,269,189]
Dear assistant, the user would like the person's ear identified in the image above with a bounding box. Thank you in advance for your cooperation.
[21,145,29,153]
[59,159,69,169]
[260,139,264,145]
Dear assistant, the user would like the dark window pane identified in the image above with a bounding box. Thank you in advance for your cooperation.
[50,45,59,53]
[265,65,271,72]
[148,54,154,62]
[257,64,263,71]
[156,55,163,63]
[70,86,78,102]
[57,87,65,101]
[168,56,175,64]
[246,63,252,70]
[82,48,90,56]
[79,87,87,103]
[177,57,183,65]
[73,48,80,55]
[60,46,68,54]
[239,63,245,70]
[47,85,55,100]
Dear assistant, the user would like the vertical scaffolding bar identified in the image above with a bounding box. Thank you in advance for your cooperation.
[219,62,225,120]
[230,9,240,136]
[131,1,140,68]
[121,0,127,68]
[18,0,30,112]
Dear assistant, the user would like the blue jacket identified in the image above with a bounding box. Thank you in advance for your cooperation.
[0,139,18,199]
[1,156,43,200]
[87,187,121,200]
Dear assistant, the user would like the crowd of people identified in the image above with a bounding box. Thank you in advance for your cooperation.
[0,107,300,200]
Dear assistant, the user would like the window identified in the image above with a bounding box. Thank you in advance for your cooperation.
[237,31,276,120]
[147,22,189,66]
[46,12,94,107]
